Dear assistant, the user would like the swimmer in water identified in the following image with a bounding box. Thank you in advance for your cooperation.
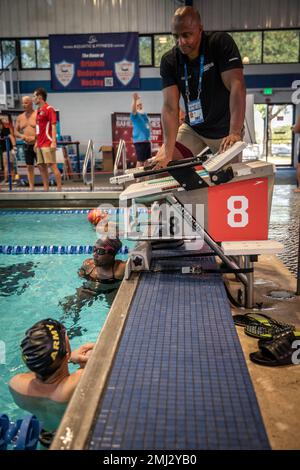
[9,319,94,435]
[78,236,126,283]
[59,237,126,317]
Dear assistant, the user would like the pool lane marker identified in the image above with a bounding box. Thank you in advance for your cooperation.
[0,245,129,255]
[0,209,149,215]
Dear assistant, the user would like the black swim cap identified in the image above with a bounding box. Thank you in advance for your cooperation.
[94,236,122,254]
[21,318,67,379]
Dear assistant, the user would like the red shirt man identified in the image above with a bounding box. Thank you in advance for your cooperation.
[33,87,62,191]
[36,103,57,148]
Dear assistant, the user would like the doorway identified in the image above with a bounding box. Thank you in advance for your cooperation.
[254,103,294,166]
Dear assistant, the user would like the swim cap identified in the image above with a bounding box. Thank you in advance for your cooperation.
[87,209,106,226]
[94,236,122,254]
[21,319,67,379]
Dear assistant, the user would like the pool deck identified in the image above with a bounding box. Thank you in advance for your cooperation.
[50,245,300,450]
[0,174,121,207]
[51,251,271,450]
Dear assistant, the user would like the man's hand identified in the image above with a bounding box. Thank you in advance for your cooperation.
[50,142,57,150]
[152,156,172,170]
[133,92,140,101]
[69,343,95,368]
[219,133,241,153]
[151,145,172,170]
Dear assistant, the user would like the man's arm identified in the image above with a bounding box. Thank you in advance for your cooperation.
[154,85,180,169]
[292,116,300,134]
[14,116,23,140]
[220,68,246,152]
[51,123,57,149]
[131,93,139,115]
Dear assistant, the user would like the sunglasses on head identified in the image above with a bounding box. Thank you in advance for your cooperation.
[93,247,114,255]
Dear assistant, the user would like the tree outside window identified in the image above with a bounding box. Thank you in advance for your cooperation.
[154,35,174,67]
[20,39,36,68]
[37,39,50,68]
[263,30,299,63]
[229,32,262,64]
[1,40,16,68]
[139,36,152,66]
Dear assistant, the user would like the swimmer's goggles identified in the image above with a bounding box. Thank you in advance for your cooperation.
[93,247,115,256]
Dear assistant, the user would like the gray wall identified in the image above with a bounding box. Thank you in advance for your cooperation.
[194,0,300,30]
[1,0,299,37]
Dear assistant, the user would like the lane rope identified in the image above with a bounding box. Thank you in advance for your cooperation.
[0,209,149,215]
[0,245,129,255]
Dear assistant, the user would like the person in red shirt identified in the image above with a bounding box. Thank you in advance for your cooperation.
[33,88,62,191]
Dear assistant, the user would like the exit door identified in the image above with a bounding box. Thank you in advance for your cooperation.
[254,103,294,165]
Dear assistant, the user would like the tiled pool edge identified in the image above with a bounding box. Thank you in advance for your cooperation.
[50,272,140,450]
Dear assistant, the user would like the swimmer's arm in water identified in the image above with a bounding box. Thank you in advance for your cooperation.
[78,258,94,278]
[69,343,95,368]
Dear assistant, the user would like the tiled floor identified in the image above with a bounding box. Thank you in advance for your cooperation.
[89,256,270,450]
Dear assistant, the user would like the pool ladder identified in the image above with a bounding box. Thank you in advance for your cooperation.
[82,139,95,191]
[114,139,127,176]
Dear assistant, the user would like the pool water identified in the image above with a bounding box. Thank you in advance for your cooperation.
[0,211,132,429]
[0,212,97,246]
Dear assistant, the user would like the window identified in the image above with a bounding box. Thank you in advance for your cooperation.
[36,39,50,68]
[20,38,50,69]
[229,32,262,64]
[263,30,299,63]
[154,34,174,67]
[139,36,152,66]
[0,40,16,69]
[20,39,36,68]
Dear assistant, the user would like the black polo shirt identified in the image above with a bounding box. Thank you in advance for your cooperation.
[160,31,243,139]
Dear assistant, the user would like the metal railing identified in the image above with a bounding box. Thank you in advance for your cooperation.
[0,57,20,109]
[114,139,127,176]
[82,139,95,191]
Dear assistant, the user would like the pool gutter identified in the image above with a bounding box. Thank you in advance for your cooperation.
[50,273,140,450]
[0,190,121,209]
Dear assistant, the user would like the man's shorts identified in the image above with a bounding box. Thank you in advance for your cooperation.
[134,141,152,162]
[176,123,223,157]
[24,144,36,166]
[36,147,56,165]
[176,123,243,163]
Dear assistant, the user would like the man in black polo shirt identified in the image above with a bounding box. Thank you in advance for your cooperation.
[153,6,246,169]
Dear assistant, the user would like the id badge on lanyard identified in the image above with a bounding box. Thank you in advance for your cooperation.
[188,99,204,126]
[184,55,205,126]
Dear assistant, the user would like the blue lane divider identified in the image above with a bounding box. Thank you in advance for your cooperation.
[0,208,149,215]
[0,245,129,255]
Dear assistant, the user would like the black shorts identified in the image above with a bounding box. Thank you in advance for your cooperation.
[134,141,151,162]
[24,144,36,166]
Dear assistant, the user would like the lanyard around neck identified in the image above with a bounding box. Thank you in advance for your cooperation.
[184,54,204,102]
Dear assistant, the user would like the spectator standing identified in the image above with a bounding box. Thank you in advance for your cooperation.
[33,88,62,191]
[130,93,152,167]
[15,96,38,191]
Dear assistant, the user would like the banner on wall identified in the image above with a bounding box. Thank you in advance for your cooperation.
[111,113,163,167]
[49,33,140,91]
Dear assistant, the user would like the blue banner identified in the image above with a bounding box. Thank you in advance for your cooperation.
[49,33,139,91]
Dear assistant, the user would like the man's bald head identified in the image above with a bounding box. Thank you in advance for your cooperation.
[172,6,203,60]
[22,95,34,112]
[172,6,202,29]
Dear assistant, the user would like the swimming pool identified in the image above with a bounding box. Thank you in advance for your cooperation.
[0,210,132,430]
